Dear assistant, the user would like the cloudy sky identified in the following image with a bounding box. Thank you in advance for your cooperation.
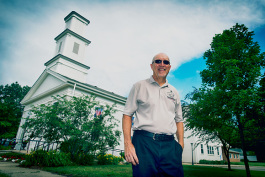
[0,0,265,100]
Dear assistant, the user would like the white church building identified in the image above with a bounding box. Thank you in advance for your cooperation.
[15,11,223,163]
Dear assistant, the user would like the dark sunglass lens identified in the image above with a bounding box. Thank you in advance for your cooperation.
[163,60,170,65]
[155,60,162,64]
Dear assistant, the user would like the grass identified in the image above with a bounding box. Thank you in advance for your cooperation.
[43,164,265,177]
[183,165,265,177]
[44,165,133,177]
[0,171,10,177]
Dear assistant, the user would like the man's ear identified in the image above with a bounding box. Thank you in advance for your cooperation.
[150,63,154,71]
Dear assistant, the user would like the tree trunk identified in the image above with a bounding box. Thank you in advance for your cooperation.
[226,148,231,171]
[222,141,232,171]
[237,116,251,177]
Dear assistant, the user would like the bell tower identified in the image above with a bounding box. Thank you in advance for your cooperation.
[45,11,91,83]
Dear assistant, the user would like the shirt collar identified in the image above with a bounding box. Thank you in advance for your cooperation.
[148,75,169,87]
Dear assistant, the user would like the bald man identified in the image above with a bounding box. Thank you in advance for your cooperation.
[123,53,184,177]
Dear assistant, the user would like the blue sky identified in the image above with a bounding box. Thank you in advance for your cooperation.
[169,24,265,100]
[0,0,265,100]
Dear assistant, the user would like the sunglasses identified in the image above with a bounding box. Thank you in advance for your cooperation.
[153,59,170,65]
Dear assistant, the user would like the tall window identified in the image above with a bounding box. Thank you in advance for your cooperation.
[207,145,214,155]
[73,42,80,54]
[201,144,204,154]
[217,147,220,155]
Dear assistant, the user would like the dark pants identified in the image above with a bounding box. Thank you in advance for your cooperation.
[132,131,184,177]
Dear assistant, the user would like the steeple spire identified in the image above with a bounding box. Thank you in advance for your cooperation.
[45,11,91,83]
[64,11,90,35]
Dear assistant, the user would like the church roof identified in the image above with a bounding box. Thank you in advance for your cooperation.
[44,54,90,69]
[21,69,127,105]
[54,28,91,44]
[64,11,90,24]
[57,71,127,103]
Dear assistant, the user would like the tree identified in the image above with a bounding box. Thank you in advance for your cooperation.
[22,95,121,160]
[184,87,239,170]
[0,82,30,138]
[186,23,265,177]
[244,73,265,161]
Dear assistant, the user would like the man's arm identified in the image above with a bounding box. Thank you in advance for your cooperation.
[176,122,184,149]
[122,114,139,165]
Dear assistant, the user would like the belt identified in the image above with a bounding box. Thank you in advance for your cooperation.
[134,130,174,141]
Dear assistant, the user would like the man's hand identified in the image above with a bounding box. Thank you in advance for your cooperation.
[179,141,184,150]
[124,142,139,166]
[122,114,139,166]
[176,122,184,150]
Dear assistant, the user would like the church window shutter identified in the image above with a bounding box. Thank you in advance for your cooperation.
[73,42,80,54]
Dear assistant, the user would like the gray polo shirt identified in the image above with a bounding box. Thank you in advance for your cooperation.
[123,76,183,135]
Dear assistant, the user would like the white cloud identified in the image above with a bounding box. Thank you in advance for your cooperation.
[0,0,265,96]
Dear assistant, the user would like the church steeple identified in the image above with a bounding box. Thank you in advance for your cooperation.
[45,11,91,83]
[64,11,90,35]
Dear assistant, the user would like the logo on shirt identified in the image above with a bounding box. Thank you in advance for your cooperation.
[167,90,176,103]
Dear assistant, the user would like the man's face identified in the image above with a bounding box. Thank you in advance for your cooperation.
[151,53,171,79]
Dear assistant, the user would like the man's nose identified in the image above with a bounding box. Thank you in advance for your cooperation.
[160,61,166,66]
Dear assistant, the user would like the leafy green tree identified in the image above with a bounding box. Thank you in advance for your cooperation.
[244,73,265,161]
[0,82,30,138]
[184,88,239,170]
[22,95,121,160]
[186,23,265,177]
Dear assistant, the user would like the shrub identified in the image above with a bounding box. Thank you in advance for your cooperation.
[120,151,125,160]
[21,150,72,167]
[199,159,227,165]
[0,145,12,150]
[97,154,121,165]
[0,152,26,162]
[72,152,95,166]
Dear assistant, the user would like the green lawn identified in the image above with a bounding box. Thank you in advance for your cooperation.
[183,165,265,177]
[43,164,265,177]
[44,165,132,177]
[0,172,10,177]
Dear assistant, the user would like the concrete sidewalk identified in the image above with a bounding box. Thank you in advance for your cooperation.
[213,164,265,172]
[0,162,65,177]
[183,163,265,172]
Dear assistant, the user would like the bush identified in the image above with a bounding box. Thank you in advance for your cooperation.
[0,145,12,150]
[199,159,227,165]
[120,151,125,161]
[72,152,95,166]
[97,154,121,165]
[0,152,26,159]
[21,150,72,167]
[60,140,95,166]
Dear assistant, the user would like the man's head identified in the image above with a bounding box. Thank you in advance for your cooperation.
[151,53,171,81]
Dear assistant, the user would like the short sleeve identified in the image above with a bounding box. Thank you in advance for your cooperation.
[123,84,138,116]
[174,90,184,122]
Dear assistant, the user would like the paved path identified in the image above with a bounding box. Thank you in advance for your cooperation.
[0,162,65,177]
[189,163,265,172]
[216,164,265,172]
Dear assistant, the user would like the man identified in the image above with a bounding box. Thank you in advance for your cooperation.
[122,53,184,177]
